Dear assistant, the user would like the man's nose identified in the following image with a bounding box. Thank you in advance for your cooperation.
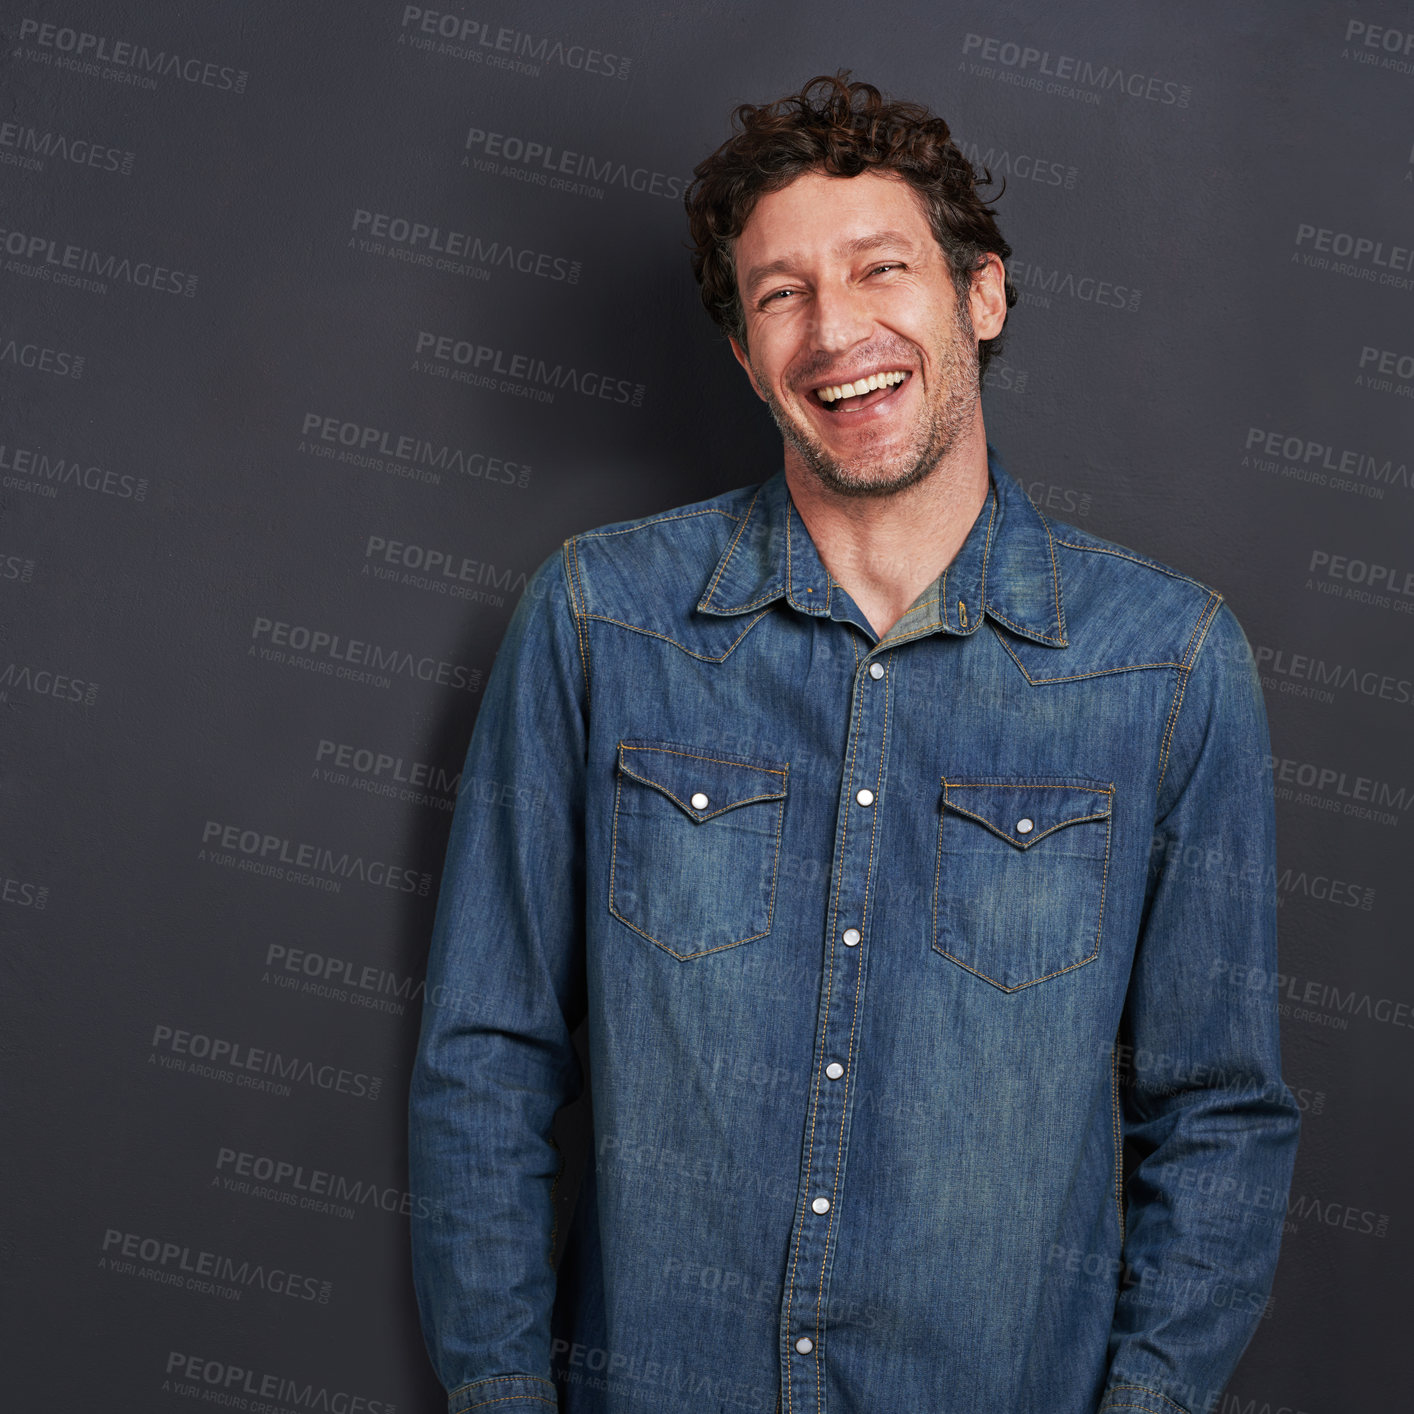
[808,280,873,357]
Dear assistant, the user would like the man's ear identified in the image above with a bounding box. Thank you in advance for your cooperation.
[968,253,1008,342]
[728,336,767,402]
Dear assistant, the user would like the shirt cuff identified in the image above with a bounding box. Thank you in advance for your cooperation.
[448,1374,558,1414]
[1098,1384,1193,1414]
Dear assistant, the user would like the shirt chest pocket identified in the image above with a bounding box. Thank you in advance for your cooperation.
[932,777,1114,992]
[610,739,789,960]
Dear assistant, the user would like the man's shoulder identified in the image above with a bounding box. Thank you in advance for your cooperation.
[556,481,765,650]
[1045,515,1219,603]
[570,482,757,549]
[1014,508,1235,678]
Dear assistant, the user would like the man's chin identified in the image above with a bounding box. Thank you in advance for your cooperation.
[792,441,940,499]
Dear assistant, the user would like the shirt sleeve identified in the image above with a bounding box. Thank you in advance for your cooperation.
[408,542,590,1414]
[1098,599,1302,1414]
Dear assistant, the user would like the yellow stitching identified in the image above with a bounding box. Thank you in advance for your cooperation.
[814,653,891,1393]
[991,628,1184,682]
[714,587,788,612]
[942,781,1113,790]
[972,484,999,630]
[1037,504,1066,637]
[986,604,1067,644]
[786,648,866,1414]
[450,1376,556,1396]
[942,803,1112,845]
[579,506,740,539]
[932,779,1111,991]
[608,759,788,960]
[1156,594,1223,800]
[1103,1387,1193,1414]
[618,773,788,817]
[1111,1039,1126,1244]
[1050,536,1216,593]
[454,1397,557,1413]
[563,537,592,703]
[701,485,763,604]
[1095,809,1112,965]
[619,743,788,775]
[582,610,770,662]
[931,947,1099,992]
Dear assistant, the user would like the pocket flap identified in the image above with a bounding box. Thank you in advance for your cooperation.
[941,778,1112,849]
[618,740,788,822]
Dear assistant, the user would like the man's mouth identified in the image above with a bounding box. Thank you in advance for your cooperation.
[812,369,910,411]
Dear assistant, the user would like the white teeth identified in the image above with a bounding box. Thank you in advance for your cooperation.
[814,370,908,404]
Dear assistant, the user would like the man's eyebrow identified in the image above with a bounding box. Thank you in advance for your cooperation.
[741,230,921,297]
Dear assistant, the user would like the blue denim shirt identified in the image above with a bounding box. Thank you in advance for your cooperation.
[409,449,1300,1414]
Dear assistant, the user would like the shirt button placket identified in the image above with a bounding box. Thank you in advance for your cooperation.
[783,651,889,1410]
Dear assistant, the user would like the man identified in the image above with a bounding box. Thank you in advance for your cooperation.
[409,74,1300,1414]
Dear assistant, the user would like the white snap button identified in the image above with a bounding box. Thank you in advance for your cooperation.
[795,1337,813,1354]
[842,928,861,947]
[690,792,709,810]
[856,788,875,806]
[1016,817,1034,834]
[825,1062,844,1079]
[811,1197,831,1214]
[868,662,884,679]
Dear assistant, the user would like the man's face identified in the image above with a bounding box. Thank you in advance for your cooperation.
[729,169,999,499]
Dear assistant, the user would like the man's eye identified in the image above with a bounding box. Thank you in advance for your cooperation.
[764,288,796,303]
[871,263,902,275]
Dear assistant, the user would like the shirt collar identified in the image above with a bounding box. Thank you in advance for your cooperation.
[695,447,1068,648]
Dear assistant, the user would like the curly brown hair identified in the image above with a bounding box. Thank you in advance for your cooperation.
[685,72,1017,379]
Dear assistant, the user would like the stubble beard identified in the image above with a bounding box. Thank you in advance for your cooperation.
[757,298,981,501]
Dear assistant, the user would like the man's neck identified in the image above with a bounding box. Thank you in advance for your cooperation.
[783,417,991,640]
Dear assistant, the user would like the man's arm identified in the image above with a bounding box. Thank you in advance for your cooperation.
[408,544,589,1414]
[1099,600,1301,1414]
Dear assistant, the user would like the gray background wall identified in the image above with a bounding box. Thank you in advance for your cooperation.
[2,1,1411,1409]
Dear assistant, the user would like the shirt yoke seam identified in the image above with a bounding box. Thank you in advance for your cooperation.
[577,506,742,541]
[562,537,591,704]
[1155,592,1224,802]
[1051,535,1216,594]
